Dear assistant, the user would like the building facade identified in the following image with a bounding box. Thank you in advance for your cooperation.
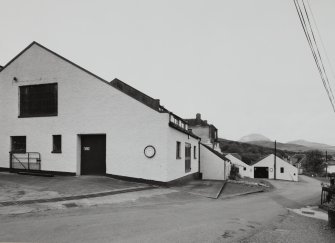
[185,113,231,180]
[252,154,299,181]
[0,42,200,184]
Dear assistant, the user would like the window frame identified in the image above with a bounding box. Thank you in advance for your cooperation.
[176,141,181,159]
[11,136,26,153]
[19,83,58,118]
[185,143,192,173]
[52,135,62,153]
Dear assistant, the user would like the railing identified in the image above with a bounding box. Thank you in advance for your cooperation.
[169,113,188,131]
[321,186,334,205]
[9,152,41,171]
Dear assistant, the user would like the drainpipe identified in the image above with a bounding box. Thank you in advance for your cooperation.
[274,140,277,180]
[198,140,201,179]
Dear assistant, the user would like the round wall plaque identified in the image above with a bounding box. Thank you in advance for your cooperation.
[144,145,156,158]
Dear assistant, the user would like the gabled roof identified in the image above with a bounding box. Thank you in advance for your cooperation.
[250,154,270,166]
[1,41,199,139]
[0,42,110,87]
[201,143,230,161]
[223,153,242,160]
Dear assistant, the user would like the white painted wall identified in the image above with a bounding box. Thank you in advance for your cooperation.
[166,128,199,181]
[200,144,227,180]
[252,154,299,182]
[327,165,335,174]
[0,43,199,182]
[189,126,210,144]
[225,154,253,178]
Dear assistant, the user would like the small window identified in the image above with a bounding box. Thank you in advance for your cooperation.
[193,146,197,159]
[176,141,181,159]
[243,167,246,171]
[11,136,26,153]
[280,167,284,173]
[52,135,62,153]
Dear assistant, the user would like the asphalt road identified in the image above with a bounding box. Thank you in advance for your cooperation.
[0,176,325,243]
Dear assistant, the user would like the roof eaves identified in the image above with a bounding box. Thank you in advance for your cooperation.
[201,143,230,161]
[169,122,200,140]
[0,42,110,87]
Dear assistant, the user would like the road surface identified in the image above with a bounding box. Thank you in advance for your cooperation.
[0,176,324,242]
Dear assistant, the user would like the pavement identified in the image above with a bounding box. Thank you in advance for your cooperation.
[0,175,329,242]
[0,172,152,202]
[171,180,226,199]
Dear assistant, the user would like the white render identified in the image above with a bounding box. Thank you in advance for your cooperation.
[0,42,200,183]
[327,165,335,174]
[200,144,229,180]
[225,154,253,178]
[252,154,299,182]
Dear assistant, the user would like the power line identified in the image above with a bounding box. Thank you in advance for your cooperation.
[306,0,335,101]
[301,0,335,103]
[293,0,335,112]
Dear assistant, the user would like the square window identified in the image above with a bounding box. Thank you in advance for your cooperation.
[52,135,62,153]
[19,83,58,117]
[176,141,181,159]
[11,136,26,153]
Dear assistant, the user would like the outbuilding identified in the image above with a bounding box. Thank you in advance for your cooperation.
[252,154,299,181]
[0,42,201,185]
[225,154,253,178]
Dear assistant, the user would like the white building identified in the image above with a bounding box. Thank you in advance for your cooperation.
[0,42,201,185]
[252,154,299,182]
[225,154,253,178]
[185,114,231,180]
[325,161,335,174]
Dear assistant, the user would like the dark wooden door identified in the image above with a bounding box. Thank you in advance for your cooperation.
[185,143,191,172]
[254,167,269,178]
[81,135,106,175]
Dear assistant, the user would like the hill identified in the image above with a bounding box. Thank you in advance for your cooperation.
[246,140,312,153]
[289,139,335,152]
[218,138,295,165]
[239,134,271,143]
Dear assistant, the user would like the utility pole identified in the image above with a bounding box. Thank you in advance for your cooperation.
[326,150,328,178]
[274,140,277,180]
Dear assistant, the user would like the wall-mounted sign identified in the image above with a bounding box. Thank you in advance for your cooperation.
[83,147,90,151]
[144,145,156,158]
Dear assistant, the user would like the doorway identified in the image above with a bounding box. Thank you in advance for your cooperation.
[81,135,106,175]
[254,167,269,178]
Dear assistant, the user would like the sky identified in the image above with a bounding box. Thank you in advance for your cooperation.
[1,0,335,145]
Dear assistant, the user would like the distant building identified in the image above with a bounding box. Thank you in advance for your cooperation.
[185,113,231,180]
[252,154,299,181]
[290,154,306,175]
[325,161,335,174]
[185,113,220,152]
